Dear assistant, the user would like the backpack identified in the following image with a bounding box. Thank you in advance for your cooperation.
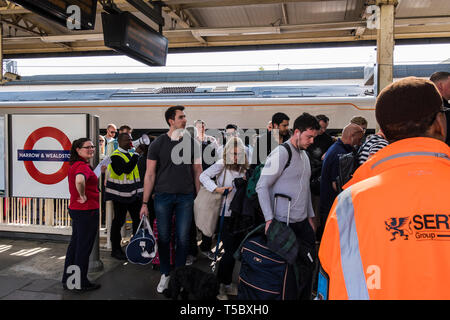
[246,143,292,199]
[336,149,359,193]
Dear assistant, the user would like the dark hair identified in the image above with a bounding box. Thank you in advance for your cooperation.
[165,105,185,126]
[119,125,132,132]
[271,112,290,126]
[430,71,450,83]
[316,114,329,123]
[376,77,443,143]
[225,124,238,131]
[293,112,320,132]
[381,114,437,143]
[69,138,91,165]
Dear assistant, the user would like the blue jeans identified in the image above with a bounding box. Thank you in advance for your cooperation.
[154,192,194,276]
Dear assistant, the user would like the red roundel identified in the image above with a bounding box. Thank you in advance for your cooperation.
[23,127,72,185]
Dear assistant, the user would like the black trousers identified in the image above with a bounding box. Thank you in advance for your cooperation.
[217,217,245,285]
[62,209,99,287]
[110,199,141,251]
[288,218,317,300]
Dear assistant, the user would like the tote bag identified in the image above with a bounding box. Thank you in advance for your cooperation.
[194,168,227,237]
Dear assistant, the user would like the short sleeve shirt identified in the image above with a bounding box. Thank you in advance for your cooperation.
[147,133,201,194]
[68,161,99,210]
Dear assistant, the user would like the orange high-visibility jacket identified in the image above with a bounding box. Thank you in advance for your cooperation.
[318,137,450,300]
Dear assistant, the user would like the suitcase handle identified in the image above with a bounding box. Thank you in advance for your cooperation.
[274,193,292,201]
[274,193,291,226]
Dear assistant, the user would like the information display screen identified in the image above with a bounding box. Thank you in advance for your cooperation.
[102,11,168,66]
[12,0,97,30]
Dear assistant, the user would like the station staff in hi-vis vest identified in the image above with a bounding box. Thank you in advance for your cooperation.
[318,77,450,300]
[105,133,143,260]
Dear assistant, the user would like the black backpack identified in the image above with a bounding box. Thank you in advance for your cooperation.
[336,149,359,193]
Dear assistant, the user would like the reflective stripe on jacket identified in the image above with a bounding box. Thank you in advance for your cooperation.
[319,137,450,300]
[105,149,143,202]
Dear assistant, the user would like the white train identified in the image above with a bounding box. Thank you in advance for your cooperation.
[0,84,376,132]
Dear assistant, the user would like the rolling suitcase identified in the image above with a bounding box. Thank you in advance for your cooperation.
[236,193,298,300]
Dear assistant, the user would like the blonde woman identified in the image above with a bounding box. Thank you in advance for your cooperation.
[199,136,248,300]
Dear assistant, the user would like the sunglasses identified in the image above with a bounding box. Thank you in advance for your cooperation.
[81,146,96,149]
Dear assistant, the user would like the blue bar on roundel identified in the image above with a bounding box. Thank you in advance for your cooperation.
[17,150,70,162]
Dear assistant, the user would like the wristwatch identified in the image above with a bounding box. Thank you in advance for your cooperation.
[142,202,148,206]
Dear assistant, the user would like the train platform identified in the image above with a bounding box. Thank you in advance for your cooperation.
[0,236,234,300]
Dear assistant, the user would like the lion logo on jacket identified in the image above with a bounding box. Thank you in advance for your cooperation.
[385,217,412,241]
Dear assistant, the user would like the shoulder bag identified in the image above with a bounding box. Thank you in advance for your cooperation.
[194,168,227,237]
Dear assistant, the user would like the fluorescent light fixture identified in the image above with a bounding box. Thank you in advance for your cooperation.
[40,34,104,43]
[193,26,280,37]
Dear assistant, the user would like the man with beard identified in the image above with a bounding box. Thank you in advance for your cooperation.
[252,112,291,166]
[256,112,320,299]
[430,71,450,146]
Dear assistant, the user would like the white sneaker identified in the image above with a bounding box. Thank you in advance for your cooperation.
[224,283,238,296]
[186,255,196,266]
[217,284,229,300]
[157,274,170,294]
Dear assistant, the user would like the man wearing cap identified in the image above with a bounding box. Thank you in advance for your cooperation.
[318,77,450,300]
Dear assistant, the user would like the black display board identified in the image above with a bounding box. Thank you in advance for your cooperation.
[102,11,168,67]
[12,0,97,30]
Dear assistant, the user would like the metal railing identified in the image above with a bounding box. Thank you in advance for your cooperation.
[0,180,120,249]
[0,197,72,234]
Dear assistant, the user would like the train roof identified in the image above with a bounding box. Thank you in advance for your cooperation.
[0,84,372,102]
[3,63,447,85]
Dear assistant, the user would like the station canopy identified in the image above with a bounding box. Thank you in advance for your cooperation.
[1,0,450,58]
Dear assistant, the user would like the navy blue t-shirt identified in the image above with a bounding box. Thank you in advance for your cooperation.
[319,139,354,219]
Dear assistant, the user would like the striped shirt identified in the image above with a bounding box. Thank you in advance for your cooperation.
[357,134,389,165]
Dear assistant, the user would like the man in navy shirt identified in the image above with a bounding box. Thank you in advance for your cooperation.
[317,123,364,241]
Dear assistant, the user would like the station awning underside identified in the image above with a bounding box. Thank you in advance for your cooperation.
[1,0,450,58]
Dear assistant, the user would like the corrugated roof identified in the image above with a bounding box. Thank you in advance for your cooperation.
[2,0,450,57]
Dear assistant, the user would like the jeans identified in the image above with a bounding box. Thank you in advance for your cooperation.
[154,192,194,276]
[62,209,99,287]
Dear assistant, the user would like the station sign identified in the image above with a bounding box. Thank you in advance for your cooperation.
[10,114,88,199]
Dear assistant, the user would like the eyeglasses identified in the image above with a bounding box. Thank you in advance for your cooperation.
[81,146,96,149]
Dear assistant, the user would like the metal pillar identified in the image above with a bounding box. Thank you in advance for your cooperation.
[88,115,104,273]
[0,17,3,84]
